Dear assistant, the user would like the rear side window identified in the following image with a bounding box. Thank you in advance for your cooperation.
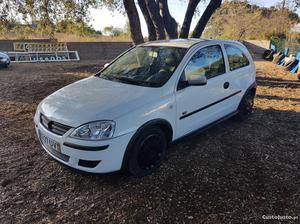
[225,44,250,71]
[184,45,225,80]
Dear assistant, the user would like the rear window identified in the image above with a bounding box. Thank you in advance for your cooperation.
[225,44,250,71]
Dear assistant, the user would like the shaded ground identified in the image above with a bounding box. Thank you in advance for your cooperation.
[0,60,299,223]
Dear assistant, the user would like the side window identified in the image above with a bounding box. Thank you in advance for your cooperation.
[225,44,250,71]
[184,45,225,80]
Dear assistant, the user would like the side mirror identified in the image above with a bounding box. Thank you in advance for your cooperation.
[104,63,110,68]
[187,74,207,86]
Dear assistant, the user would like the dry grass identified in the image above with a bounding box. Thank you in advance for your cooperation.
[0,32,131,42]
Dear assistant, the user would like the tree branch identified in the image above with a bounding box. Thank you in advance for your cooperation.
[191,0,222,38]
[145,0,166,40]
[180,0,201,38]
[157,0,178,39]
[137,0,156,41]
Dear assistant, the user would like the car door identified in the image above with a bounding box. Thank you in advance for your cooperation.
[224,43,255,109]
[175,44,241,139]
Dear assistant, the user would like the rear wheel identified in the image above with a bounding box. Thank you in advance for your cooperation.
[127,127,167,176]
[236,91,255,120]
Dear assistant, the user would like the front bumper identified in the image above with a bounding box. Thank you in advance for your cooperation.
[35,120,134,173]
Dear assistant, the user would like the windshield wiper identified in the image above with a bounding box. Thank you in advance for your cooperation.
[98,74,159,87]
[98,73,113,80]
[111,76,158,87]
[111,76,141,84]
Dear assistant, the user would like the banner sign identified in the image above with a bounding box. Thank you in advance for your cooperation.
[13,42,68,52]
[7,51,80,62]
[8,42,80,62]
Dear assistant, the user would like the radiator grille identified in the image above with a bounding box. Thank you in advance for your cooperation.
[40,114,72,136]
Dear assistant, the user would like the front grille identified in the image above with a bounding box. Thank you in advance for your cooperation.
[40,114,72,136]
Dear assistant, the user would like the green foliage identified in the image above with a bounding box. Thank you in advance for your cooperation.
[0,0,99,38]
[204,1,300,40]
[97,0,124,12]
[56,21,99,36]
[103,23,130,37]
[270,36,286,52]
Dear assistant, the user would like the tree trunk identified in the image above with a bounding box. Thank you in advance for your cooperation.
[157,0,178,39]
[137,0,156,41]
[123,0,144,45]
[191,0,222,38]
[282,0,286,9]
[145,0,166,40]
[180,0,201,38]
[41,0,55,40]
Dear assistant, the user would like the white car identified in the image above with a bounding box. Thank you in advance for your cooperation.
[34,39,256,176]
[0,52,10,68]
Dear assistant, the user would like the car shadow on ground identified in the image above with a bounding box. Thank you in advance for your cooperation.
[256,94,300,102]
[45,107,299,223]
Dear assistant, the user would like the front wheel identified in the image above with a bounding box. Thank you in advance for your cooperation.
[236,91,255,121]
[126,127,167,176]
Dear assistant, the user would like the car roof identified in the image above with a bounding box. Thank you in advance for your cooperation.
[140,38,246,49]
[140,38,210,48]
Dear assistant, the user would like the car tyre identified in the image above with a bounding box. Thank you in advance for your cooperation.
[263,50,275,61]
[127,127,167,176]
[236,91,255,121]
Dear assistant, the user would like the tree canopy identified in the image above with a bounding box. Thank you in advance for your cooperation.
[0,0,223,43]
[204,1,300,40]
[1,0,299,43]
[0,0,98,38]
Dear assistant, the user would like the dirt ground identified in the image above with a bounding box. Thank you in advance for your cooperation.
[0,59,299,224]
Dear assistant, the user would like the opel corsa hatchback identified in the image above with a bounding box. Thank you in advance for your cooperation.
[34,39,256,176]
[0,52,10,68]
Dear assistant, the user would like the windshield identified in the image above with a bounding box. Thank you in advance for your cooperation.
[99,46,187,87]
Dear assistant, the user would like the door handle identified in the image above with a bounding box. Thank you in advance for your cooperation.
[223,82,230,89]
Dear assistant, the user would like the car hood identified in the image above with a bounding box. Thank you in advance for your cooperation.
[40,76,163,127]
[0,52,9,58]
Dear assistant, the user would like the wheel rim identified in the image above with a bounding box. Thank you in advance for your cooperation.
[137,134,164,170]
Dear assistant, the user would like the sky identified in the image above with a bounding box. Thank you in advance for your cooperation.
[89,0,293,36]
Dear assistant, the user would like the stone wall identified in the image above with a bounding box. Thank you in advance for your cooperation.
[67,42,132,60]
[0,40,133,61]
[243,40,270,56]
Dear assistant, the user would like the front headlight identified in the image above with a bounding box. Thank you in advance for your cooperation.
[70,121,116,140]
